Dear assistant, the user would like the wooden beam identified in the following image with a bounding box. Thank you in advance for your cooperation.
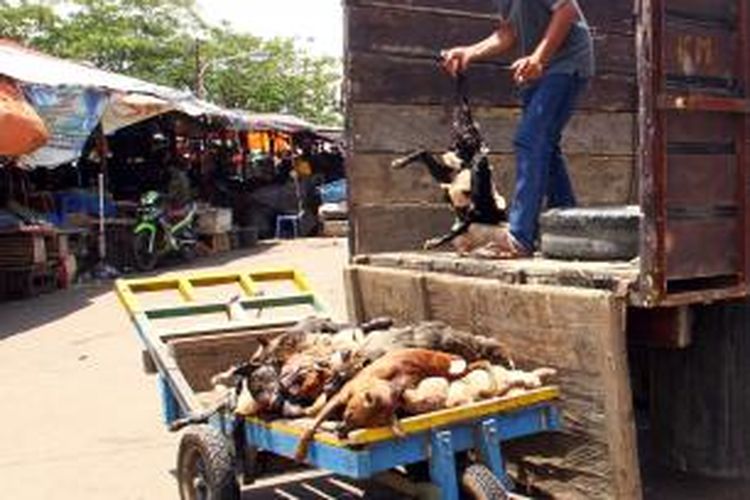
[178,279,196,302]
[627,306,692,348]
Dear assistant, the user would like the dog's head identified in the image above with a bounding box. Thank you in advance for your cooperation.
[342,379,398,433]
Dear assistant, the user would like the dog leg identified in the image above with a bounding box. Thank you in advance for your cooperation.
[390,414,407,439]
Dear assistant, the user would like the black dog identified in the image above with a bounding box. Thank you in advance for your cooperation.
[391,73,507,250]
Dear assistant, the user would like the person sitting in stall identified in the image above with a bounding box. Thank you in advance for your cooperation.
[165,152,193,220]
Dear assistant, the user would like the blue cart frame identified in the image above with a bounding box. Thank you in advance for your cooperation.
[117,269,562,499]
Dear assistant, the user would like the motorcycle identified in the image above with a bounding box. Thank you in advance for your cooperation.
[132,191,198,272]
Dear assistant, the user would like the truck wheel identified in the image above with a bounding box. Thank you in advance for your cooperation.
[177,425,240,500]
[540,206,641,261]
[461,464,510,500]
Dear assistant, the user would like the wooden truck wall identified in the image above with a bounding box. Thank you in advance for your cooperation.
[345,0,750,307]
[345,0,638,256]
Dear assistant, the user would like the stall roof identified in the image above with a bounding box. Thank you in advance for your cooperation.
[0,39,224,118]
[229,110,341,139]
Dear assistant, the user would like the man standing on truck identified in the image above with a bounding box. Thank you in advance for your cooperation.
[443,0,594,258]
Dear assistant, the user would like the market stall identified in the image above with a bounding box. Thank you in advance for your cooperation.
[0,40,244,299]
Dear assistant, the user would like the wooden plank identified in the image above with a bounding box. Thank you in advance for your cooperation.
[348,153,636,206]
[345,0,637,34]
[345,4,636,70]
[348,265,641,499]
[627,305,693,348]
[666,154,737,208]
[650,298,750,477]
[665,216,740,279]
[345,0,498,16]
[351,203,454,255]
[343,266,365,323]
[664,0,736,22]
[355,251,640,292]
[597,290,642,500]
[347,53,636,110]
[346,4,504,60]
[169,328,285,392]
[178,279,196,302]
[349,104,636,155]
[344,265,434,323]
[0,233,47,266]
[666,111,738,146]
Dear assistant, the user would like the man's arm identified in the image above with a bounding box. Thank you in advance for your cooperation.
[443,21,516,77]
[512,0,580,83]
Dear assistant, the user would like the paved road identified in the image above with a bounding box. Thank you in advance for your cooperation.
[0,239,351,500]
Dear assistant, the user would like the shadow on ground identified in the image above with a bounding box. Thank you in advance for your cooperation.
[0,283,111,342]
[0,241,281,341]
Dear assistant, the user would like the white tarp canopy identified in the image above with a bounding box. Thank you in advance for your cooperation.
[0,39,189,102]
[0,39,228,127]
[0,39,230,167]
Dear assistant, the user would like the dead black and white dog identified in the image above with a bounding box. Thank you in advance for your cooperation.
[391,72,509,256]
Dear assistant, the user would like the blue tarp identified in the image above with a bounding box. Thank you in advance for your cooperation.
[22,85,109,167]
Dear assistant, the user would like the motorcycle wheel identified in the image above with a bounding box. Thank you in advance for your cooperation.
[133,231,159,272]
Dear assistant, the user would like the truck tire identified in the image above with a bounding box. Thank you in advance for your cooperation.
[461,464,510,500]
[177,425,240,500]
[540,206,641,261]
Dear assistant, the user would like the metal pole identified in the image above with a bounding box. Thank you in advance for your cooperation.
[98,171,106,263]
[97,125,108,264]
[195,38,205,99]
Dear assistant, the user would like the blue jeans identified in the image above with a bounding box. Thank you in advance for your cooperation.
[509,73,587,252]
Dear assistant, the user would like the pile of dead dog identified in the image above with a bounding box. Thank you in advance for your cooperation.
[211,318,556,460]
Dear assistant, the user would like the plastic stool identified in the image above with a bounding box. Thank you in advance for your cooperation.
[275,214,302,239]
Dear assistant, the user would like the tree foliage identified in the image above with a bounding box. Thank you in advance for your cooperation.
[0,0,342,124]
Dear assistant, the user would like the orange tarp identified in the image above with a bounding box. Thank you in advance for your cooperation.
[0,77,49,156]
[247,131,291,154]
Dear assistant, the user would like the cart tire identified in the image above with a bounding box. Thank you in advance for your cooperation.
[461,464,510,500]
[177,425,240,500]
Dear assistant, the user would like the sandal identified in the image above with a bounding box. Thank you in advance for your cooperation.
[472,229,532,260]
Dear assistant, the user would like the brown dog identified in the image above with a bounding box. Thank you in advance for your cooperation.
[294,349,467,461]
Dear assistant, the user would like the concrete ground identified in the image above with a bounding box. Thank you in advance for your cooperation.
[0,238,351,500]
[3,237,750,499]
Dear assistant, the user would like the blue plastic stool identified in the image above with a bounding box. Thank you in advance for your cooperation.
[276,214,302,239]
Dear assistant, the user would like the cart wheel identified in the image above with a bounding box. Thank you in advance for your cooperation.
[177,425,240,500]
[461,464,510,500]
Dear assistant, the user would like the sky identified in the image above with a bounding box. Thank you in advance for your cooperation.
[196,0,344,58]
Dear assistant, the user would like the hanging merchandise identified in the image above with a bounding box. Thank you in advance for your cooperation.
[21,84,109,168]
[0,77,49,157]
[101,92,174,134]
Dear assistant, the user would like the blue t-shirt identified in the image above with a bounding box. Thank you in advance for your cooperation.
[497,0,595,77]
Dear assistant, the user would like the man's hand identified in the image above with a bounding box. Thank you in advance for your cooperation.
[511,54,544,84]
[442,47,474,77]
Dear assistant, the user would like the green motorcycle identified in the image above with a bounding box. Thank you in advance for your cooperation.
[132,191,198,272]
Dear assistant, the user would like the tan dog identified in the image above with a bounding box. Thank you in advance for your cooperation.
[294,349,468,461]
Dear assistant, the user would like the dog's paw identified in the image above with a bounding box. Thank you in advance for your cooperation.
[423,238,441,250]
